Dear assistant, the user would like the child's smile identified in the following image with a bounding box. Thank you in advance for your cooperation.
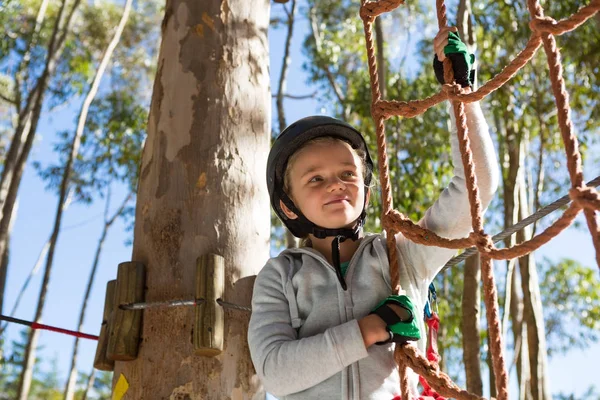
[282,139,368,230]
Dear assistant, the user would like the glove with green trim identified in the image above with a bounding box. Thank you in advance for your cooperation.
[433,31,476,88]
[370,294,421,345]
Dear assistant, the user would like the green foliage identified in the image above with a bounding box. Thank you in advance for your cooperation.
[540,257,600,356]
[0,329,62,400]
[74,370,113,400]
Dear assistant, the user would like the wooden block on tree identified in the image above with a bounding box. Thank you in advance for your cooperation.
[93,280,116,371]
[194,254,225,357]
[107,261,145,361]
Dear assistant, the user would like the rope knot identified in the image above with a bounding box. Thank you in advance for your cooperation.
[469,231,494,253]
[569,186,600,211]
[359,7,375,23]
[529,16,558,34]
[441,82,463,99]
[382,210,402,236]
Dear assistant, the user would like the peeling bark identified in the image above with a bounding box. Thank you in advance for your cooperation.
[114,1,271,398]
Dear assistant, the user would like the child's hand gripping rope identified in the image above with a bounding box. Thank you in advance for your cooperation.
[433,27,475,88]
[370,294,421,345]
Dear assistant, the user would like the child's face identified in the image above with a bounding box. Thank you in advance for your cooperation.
[281,139,368,230]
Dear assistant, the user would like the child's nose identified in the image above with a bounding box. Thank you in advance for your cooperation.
[327,178,346,191]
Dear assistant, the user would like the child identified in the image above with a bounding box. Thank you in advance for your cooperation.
[248,28,499,399]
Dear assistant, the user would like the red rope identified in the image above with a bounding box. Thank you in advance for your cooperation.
[1,314,98,341]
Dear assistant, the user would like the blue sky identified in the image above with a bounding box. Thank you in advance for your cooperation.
[2,2,599,398]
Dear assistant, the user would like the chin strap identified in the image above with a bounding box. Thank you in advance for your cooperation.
[280,191,366,291]
[331,236,348,290]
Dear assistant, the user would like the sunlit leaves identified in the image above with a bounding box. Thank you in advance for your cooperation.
[540,257,600,356]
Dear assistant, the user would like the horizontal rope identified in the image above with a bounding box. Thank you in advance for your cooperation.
[443,174,600,269]
[0,314,98,341]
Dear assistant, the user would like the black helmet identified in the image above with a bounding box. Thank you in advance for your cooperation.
[266,115,374,239]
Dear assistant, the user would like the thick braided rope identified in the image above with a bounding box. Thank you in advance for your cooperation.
[358,0,600,398]
[360,4,413,396]
[527,0,600,267]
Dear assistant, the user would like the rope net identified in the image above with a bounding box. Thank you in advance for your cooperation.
[358,0,600,398]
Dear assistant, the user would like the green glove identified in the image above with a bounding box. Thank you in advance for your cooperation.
[370,294,421,345]
[433,31,476,87]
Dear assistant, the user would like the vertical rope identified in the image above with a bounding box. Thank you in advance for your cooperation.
[360,2,410,396]
[527,0,600,267]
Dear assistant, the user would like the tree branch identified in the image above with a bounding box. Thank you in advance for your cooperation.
[309,7,346,110]
[0,92,17,106]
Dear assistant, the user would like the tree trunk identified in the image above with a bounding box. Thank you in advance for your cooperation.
[64,193,132,400]
[274,0,298,249]
[487,331,496,399]
[374,18,386,99]
[17,1,128,397]
[516,146,551,400]
[113,1,271,398]
[81,368,96,400]
[0,0,84,318]
[497,108,529,399]
[308,6,346,118]
[0,201,17,317]
[13,0,51,112]
[462,253,482,395]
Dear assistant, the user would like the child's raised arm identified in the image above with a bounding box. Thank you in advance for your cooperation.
[396,30,499,282]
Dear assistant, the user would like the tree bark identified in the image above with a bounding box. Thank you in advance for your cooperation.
[64,192,132,400]
[462,253,482,395]
[516,146,551,400]
[113,1,271,398]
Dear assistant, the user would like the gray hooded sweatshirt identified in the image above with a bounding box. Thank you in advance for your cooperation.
[248,102,499,399]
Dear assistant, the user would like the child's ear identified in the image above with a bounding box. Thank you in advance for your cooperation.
[280,200,299,220]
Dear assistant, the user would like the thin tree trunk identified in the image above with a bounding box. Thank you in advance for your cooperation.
[17,0,126,397]
[13,0,51,112]
[274,0,298,249]
[487,330,496,399]
[374,18,386,99]
[114,1,271,398]
[64,192,132,400]
[516,145,551,400]
[0,191,72,337]
[81,368,96,400]
[0,0,84,322]
[462,253,482,395]
[0,200,17,318]
[308,6,346,118]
